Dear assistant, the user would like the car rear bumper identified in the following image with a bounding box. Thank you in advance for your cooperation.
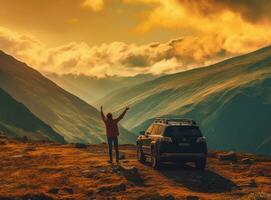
[159,153,206,161]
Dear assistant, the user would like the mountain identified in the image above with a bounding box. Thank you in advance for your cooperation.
[0,50,136,144]
[98,46,271,155]
[46,73,157,105]
[0,88,65,143]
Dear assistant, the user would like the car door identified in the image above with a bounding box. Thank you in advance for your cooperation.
[141,124,153,155]
[150,124,163,149]
[145,124,159,155]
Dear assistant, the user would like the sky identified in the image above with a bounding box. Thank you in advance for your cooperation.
[0,0,271,77]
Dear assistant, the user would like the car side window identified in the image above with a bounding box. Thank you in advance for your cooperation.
[156,125,164,135]
[150,125,158,135]
[145,125,153,135]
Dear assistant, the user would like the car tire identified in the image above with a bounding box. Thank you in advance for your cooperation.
[137,144,146,163]
[151,147,160,169]
[195,158,206,170]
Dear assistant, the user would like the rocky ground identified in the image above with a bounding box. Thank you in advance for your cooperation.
[0,134,271,200]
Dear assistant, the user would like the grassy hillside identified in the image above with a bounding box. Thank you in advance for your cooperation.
[98,46,271,155]
[0,50,136,144]
[46,73,157,105]
[0,88,65,143]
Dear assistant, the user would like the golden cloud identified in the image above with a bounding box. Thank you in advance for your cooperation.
[179,0,271,23]
[125,0,271,32]
[0,25,270,78]
[123,0,271,59]
[0,27,46,66]
[81,0,104,12]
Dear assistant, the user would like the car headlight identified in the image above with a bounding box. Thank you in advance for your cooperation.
[196,137,206,143]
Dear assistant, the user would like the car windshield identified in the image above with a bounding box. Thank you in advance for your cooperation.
[164,126,202,138]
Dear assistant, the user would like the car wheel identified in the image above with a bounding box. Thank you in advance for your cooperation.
[137,144,146,163]
[151,147,160,169]
[195,158,206,170]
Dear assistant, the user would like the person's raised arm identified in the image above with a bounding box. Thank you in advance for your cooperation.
[116,107,129,122]
[100,106,106,122]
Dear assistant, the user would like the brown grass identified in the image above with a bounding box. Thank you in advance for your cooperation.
[0,136,270,200]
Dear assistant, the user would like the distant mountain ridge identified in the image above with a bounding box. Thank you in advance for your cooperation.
[0,88,66,143]
[46,73,157,105]
[0,50,136,144]
[98,45,271,155]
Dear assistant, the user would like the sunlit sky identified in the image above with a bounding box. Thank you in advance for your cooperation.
[1,0,271,77]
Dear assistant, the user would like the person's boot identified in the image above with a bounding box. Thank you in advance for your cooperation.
[108,147,113,164]
[116,151,119,164]
[108,154,113,164]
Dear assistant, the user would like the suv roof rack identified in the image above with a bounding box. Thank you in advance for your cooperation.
[154,118,197,126]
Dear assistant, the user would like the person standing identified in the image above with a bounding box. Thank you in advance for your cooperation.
[100,106,129,163]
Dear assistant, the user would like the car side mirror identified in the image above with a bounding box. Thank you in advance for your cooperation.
[139,131,145,135]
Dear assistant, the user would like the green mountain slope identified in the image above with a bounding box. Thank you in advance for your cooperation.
[98,46,271,155]
[0,51,136,144]
[0,88,65,143]
[46,73,157,105]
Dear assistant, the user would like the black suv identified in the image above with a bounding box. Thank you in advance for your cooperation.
[136,118,207,169]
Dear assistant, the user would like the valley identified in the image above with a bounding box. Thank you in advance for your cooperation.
[97,46,271,155]
[0,50,136,144]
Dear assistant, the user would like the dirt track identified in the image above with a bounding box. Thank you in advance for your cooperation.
[0,136,271,200]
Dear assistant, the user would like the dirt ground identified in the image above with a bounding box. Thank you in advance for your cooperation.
[0,135,270,200]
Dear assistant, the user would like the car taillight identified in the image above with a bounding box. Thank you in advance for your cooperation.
[161,136,172,143]
[197,137,206,143]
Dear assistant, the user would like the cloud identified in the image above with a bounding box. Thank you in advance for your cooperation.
[0,25,270,78]
[1,1,271,78]
[81,0,104,12]
[125,0,271,36]
[125,0,271,32]
[122,0,271,60]
[0,27,46,66]
[180,0,271,23]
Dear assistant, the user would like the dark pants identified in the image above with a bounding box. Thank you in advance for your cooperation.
[107,137,119,162]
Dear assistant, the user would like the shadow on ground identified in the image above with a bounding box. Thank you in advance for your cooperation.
[156,162,236,193]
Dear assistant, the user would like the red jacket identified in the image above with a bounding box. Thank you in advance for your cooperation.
[104,119,119,138]
[101,109,127,138]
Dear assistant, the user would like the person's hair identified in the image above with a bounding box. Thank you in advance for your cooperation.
[107,113,113,120]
